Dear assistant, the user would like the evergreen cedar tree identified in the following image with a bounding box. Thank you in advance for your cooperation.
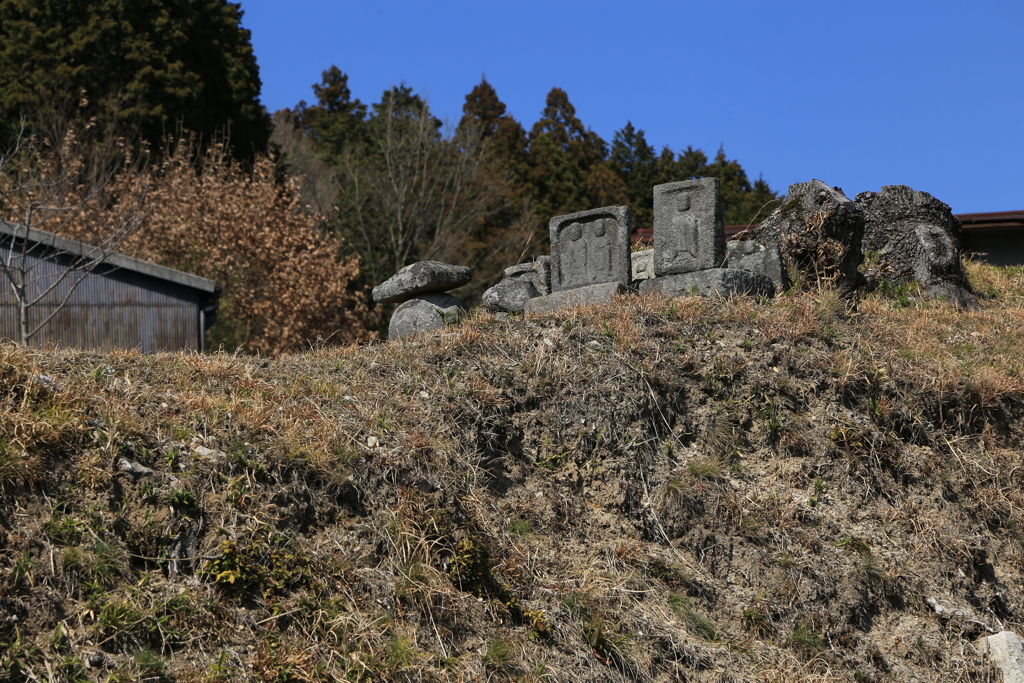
[525,87,629,232]
[292,71,779,257]
[292,67,443,164]
[0,0,270,158]
[291,65,368,165]
[456,79,780,235]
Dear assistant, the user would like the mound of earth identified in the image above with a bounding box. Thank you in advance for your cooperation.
[2,261,1023,682]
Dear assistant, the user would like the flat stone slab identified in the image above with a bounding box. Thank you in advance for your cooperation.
[639,268,776,299]
[726,240,786,290]
[482,277,540,313]
[525,282,627,314]
[373,261,472,304]
[550,206,632,292]
[631,249,654,280]
[654,178,725,276]
[388,293,466,339]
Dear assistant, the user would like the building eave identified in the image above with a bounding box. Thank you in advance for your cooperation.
[0,221,217,294]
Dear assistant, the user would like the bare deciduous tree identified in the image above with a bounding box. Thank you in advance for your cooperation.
[273,89,535,315]
[325,100,532,295]
[270,109,339,218]
[0,123,149,345]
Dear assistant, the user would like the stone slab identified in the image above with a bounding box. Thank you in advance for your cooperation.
[549,206,632,292]
[978,631,1024,683]
[638,268,776,299]
[373,261,472,304]
[726,240,786,290]
[525,282,628,314]
[653,178,725,276]
[388,293,466,339]
[631,249,654,280]
[503,255,551,295]
[482,277,540,313]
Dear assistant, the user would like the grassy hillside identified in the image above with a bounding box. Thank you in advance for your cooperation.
[2,261,1024,682]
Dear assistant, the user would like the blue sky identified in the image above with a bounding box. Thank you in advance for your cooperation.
[240,0,1022,214]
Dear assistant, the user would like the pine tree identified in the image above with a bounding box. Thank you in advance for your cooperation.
[455,78,533,269]
[742,176,782,226]
[703,146,781,225]
[458,78,528,180]
[608,132,780,229]
[674,146,710,180]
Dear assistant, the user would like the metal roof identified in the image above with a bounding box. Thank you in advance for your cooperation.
[0,221,217,293]
[956,211,1024,232]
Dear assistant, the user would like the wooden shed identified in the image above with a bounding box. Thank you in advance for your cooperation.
[0,222,219,352]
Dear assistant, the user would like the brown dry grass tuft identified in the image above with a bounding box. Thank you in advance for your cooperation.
[2,261,1024,681]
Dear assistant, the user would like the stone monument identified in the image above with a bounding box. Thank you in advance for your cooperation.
[653,178,726,275]
[550,206,632,292]
[372,261,472,339]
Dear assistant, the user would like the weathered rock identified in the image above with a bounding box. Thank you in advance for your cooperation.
[482,278,540,313]
[978,631,1024,683]
[193,445,226,459]
[639,268,776,299]
[388,293,466,339]
[653,178,726,275]
[372,261,472,304]
[118,458,155,476]
[503,256,551,295]
[631,249,654,280]
[726,240,786,290]
[751,179,864,290]
[550,206,632,292]
[856,185,978,308]
[525,282,628,314]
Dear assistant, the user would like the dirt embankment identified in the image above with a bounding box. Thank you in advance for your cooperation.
[2,263,1024,682]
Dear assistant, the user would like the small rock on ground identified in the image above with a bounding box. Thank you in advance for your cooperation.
[482,278,540,313]
[978,631,1024,683]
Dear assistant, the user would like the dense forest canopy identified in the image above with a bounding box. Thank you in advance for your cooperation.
[0,0,270,157]
[287,70,780,231]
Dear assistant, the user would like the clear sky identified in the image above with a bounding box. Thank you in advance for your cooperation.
[239,0,1022,214]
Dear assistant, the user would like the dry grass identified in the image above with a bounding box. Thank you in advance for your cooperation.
[0,260,1022,681]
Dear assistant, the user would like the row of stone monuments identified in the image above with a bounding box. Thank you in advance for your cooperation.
[374,177,975,338]
[482,177,782,318]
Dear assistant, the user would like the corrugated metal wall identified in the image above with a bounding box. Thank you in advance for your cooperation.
[0,240,202,352]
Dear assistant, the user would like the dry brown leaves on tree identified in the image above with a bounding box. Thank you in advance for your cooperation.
[67,136,374,353]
